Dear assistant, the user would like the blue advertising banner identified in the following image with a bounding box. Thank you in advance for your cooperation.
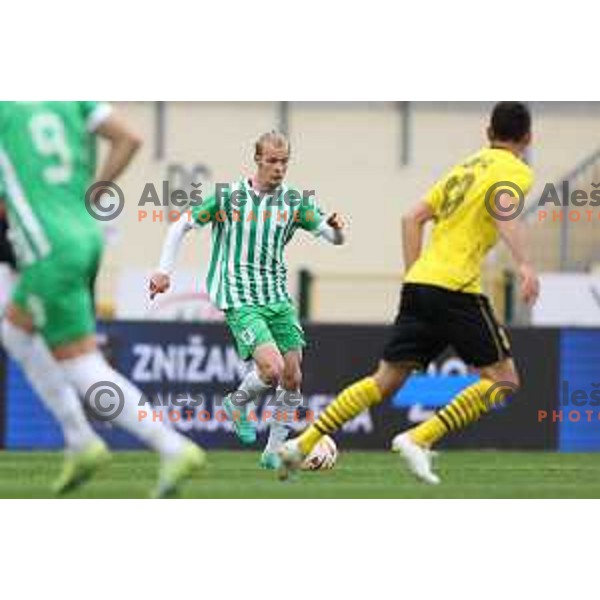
[559,330,600,452]
[391,328,559,450]
[5,361,63,449]
[1,322,561,451]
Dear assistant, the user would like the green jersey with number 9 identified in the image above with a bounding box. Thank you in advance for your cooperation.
[0,101,111,266]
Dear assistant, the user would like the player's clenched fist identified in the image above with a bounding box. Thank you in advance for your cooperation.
[327,212,345,230]
[149,271,171,300]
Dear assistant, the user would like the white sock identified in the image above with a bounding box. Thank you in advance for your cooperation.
[265,387,295,453]
[0,320,99,452]
[61,351,185,457]
[0,266,16,319]
[234,368,272,406]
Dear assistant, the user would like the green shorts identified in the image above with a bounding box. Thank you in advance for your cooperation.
[11,233,103,348]
[225,301,306,360]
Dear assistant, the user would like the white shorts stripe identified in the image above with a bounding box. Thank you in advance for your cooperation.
[0,148,51,260]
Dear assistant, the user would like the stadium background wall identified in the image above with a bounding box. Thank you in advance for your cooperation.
[3,323,598,452]
[97,102,600,323]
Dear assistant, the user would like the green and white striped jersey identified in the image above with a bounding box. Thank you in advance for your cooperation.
[0,101,110,266]
[191,178,324,310]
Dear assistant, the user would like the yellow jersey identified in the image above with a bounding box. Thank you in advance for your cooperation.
[404,147,533,294]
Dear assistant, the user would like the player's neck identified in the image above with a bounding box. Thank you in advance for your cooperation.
[490,141,523,158]
[250,176,279,194]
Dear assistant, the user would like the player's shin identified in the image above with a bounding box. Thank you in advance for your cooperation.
[224,368,272,445]
[0,320,99,452]
[264,387,296,451]
[237,368,272,404]
[297,377,383,455]
[61,351,186,457]
[265,411,290,452]
[410,378,506,447]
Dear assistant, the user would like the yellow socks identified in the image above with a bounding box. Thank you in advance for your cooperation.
[298,377,511,455]
[298,377,383,455]
[410,378,507,447]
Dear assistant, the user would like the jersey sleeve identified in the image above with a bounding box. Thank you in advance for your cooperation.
[190,193,221,227]
[423,178,446,216]
[508,165,534,197]
[297,193,325,233]
[79,101,113,132]
[490,162,534,205]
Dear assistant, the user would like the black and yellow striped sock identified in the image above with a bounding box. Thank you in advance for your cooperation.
[298,377,383,455]
[410,378,507,447]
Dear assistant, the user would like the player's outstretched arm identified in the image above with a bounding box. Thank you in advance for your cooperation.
[402,201,433,272]
[494,192,540,306]
[316,212,346,245]
[95,113,143,184]
[149,219,195,300]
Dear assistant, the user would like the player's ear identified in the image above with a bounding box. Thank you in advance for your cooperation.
[486,125,494,143]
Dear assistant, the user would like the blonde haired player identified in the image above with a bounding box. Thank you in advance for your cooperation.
[150,132,346,468]
[279,102,540,483]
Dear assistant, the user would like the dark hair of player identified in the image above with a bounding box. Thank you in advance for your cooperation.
[489,102,531,143]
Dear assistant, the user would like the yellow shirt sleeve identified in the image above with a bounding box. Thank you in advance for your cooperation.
[490,162,534,203]
[424,178,447,216]
[512,165,534,198]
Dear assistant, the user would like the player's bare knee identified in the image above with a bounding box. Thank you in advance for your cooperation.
[258,359,284,387]
[282,370,302,392]
[5,304,34,334]
[481,364,521,392]
[373,361,412,398]
[505,370,521,391]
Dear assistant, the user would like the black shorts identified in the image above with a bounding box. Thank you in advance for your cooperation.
[382,283,512,369]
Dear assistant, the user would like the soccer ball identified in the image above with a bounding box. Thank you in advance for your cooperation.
[301,435,338,471]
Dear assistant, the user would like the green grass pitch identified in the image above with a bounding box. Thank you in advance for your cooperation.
[0,450,599,498]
